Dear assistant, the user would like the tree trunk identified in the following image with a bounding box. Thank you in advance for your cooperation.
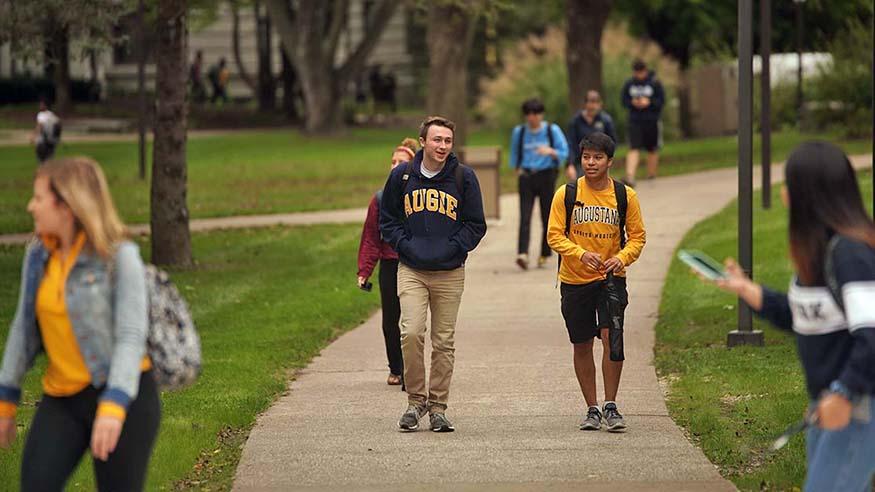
[566,0,612,113]
[230,0,257,92]
[151,0,192,267]
[46,24,71,114]
[256,2,276,112]
[298,63,342,133]
[425,2,479,149]
[677,67,693,138]
[265,0,398,134]
[280,45,301,122]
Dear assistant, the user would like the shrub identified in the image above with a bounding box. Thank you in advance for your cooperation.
[807,19,873,138]
[0,77,101,105]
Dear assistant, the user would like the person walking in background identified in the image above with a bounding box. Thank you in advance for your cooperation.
[566,90,617,181]
[31,98,61,164]
[509,98,569,270]
[699,142,875,491]
[380,116,487,433]
[0,157,160,491]
[189,50,207,104]
[358,138,419,387]
[621,59,664,187]
[208,57,230,105]
[547,132,646,433]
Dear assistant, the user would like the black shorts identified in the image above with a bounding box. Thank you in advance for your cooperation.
[560,277,628,344]
[36,142,56,163]
[628,120,660,151]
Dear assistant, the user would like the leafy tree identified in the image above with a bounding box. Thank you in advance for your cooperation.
[264,0,399,133]
[0,0,127,113]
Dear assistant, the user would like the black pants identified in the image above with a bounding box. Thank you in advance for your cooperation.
[378,259,403,376]
[36,142,56,163]
[21,371,161,492]
[518,168,558,257]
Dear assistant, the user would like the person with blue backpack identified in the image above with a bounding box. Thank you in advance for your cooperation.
[0,157,160,491]
[510,98,569,270]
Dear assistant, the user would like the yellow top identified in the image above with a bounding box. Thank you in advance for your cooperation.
[28,232,150,421]
[547,177,646,285]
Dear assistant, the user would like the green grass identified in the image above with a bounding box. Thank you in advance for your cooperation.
[0,224,380,490]
[655,172,873,491]
[0,127,869,235]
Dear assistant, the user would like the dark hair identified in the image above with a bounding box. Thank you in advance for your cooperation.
[521,98,545,115]
[632,59,646,71]
[419,115,455,140]
[579,132,615,159]
[786,141,875,284]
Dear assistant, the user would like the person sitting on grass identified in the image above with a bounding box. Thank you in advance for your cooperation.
[699,142,875,491]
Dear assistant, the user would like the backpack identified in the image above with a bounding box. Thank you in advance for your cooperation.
[515,122,557,168]
[556,179,628,274]
[51,120,62,142]
[143,265,202,391]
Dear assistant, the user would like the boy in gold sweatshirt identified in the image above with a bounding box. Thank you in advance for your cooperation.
[546,132,646,432]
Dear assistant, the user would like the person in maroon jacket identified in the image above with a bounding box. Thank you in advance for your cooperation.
[358,138,418,386]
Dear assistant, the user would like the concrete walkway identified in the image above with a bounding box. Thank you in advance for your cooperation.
[231,155,873,491]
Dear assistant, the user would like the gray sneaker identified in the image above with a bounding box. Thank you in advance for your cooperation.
[398,404,426,432]
[603,402,627,432]
[579,406,602,430]
[429,412,455,432]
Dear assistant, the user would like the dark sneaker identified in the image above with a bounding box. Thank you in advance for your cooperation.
[579,407,602,430]
[429,412,455,432]
[398,404,426,432]
[603,403,627,432]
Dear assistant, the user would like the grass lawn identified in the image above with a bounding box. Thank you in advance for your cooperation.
[655,172,873,490]
[0,126,869,235]
[0,224,380,490]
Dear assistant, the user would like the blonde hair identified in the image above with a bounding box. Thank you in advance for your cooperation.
[36,157,128,259]
[399,138,418,153]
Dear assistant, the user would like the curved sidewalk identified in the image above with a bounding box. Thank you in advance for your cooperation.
[229,158,875,491]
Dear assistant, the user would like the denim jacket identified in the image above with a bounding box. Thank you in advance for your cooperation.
[0,238,148,410]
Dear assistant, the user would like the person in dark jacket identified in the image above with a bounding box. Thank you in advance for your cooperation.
[357,138,418,386]
[380,116,487,433]
[566,90,617,180]
[699,142,875,491]
[621,60,664,187]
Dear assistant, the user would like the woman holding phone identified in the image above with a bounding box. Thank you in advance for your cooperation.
[701,142,875,491]
[357,138,418,387]
[0,157,160,490]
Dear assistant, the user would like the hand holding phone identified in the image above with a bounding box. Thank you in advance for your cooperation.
[678,250,726,281]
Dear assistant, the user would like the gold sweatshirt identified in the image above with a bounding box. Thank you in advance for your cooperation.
[546,177,646,285]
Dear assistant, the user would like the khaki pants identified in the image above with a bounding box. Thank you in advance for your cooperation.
[397,263,465,413]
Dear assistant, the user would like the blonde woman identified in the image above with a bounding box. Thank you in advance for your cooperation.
[0,157,159,491]
[358,138,418,386]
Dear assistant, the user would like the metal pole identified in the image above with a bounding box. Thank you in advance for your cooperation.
[137,0,147,180]
[795,0,804,129]
[760,0,771,209]
[729,0,763,347]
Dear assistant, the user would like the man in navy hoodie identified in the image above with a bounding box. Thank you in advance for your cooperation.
[380,116,487,433]
[621,59,664,187]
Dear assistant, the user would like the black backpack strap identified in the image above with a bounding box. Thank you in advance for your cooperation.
[564,181,577,238]
[824,235,844,312]
[454,163,465,210]
[558,181,578,278]
[515,124,524,168]
[547,122,559,167]
[613,179,627,249]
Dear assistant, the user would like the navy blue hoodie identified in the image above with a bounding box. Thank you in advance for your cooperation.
[621,71,665,122]
[756,235,875,400]
[379,150,487,271]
